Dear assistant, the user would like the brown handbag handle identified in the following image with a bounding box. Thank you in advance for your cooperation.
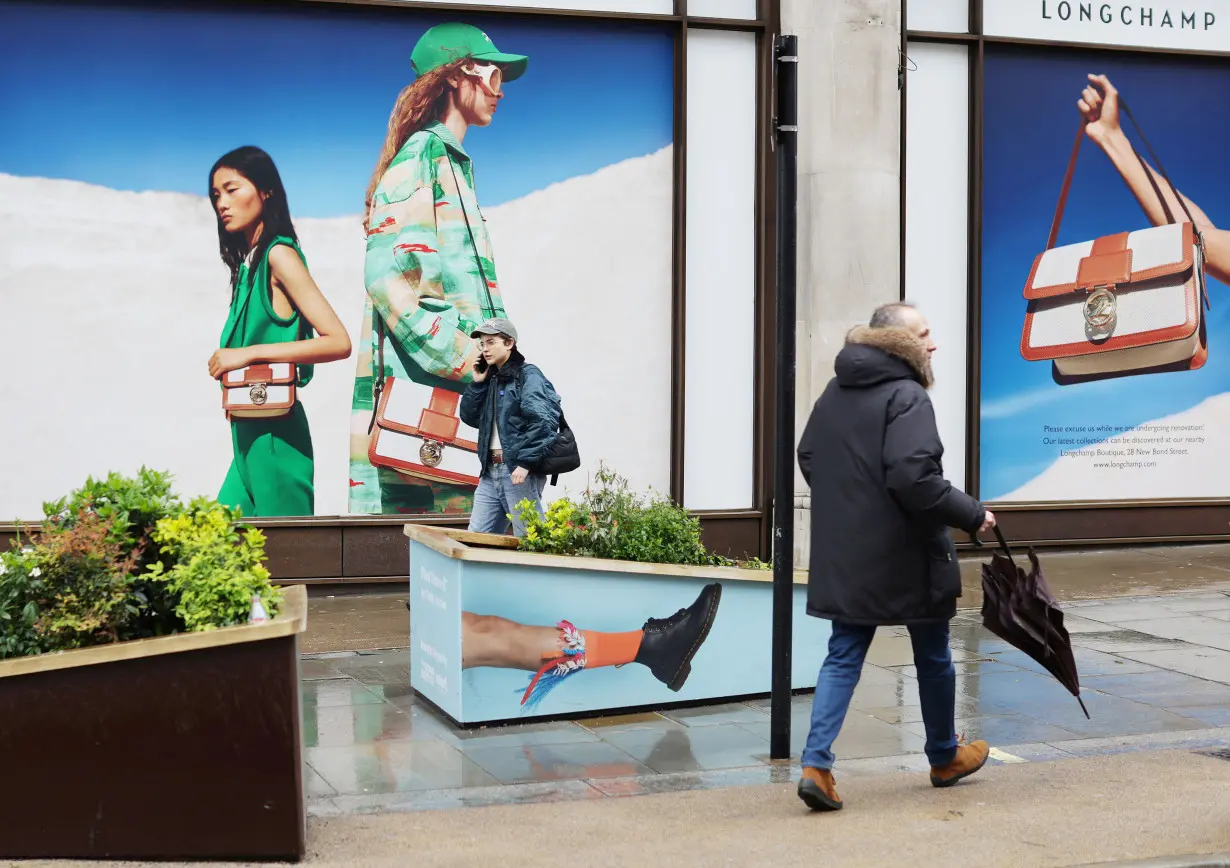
[1044,94,1195,251]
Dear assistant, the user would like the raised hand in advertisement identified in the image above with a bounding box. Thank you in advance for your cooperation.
[1077,73,1121,146]
[1076,73,1230,285]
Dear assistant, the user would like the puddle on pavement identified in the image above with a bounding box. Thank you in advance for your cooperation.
[959,545,1230,610]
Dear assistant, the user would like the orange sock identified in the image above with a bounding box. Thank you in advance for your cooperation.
[583,630,644,668]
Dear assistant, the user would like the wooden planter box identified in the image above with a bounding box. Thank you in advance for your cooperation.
[405,526,831,726]
[0,584,309,862]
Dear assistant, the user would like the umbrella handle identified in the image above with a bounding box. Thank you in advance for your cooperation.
[970,525,1016,567]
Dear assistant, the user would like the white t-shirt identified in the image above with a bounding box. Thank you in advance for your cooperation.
[490,387,501,451]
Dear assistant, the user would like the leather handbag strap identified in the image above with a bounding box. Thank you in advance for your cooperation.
[1045,94,1196,250]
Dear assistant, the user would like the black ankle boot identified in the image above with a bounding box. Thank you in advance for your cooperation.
[633,583,722,691]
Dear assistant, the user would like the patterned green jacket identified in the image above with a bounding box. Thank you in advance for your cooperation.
[356,121,506,392]
[349,122,506,512]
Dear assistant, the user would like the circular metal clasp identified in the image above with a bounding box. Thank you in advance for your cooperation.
[1083,286,1117,331]
[249,383,269,406]
[419,440,444,468]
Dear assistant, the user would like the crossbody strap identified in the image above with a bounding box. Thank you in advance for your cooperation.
[431,131,497,318]
[1045,94,1196,251]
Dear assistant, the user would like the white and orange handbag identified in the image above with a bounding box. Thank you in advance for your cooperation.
[1020,97,1209,385]
[366,317,482,487]
[222,363,297,419]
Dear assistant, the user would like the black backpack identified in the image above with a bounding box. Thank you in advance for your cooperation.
[517,367,580,485]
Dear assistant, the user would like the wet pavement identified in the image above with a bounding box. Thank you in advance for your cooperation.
[300,545,1230,816]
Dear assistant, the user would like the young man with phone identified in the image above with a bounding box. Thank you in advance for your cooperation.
[460,317,560,535]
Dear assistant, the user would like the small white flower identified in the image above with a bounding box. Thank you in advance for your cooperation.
[29,568,41,578]
[20,547,33,558]
[0,563,6,576]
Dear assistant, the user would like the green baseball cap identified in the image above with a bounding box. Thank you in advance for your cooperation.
[411,22,529,82]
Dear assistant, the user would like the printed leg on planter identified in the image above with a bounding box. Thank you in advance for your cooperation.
[459,582,723,709]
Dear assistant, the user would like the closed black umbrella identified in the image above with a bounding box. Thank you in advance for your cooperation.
[972,526,1090,719]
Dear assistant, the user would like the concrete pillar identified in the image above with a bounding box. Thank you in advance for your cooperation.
[780,0,902,564]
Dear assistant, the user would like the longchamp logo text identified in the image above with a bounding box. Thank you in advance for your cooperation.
[1041,2,1217,29]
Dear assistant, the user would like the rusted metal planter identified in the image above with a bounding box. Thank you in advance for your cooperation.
[0,584,308,862]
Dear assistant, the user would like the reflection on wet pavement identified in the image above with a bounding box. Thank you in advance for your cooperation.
[300,574,1230,816]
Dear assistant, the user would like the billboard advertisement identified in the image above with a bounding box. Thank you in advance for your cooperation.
[979,44,1230,502]
[0,0,674,520]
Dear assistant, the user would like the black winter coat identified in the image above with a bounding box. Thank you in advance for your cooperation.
[797,326,985,626]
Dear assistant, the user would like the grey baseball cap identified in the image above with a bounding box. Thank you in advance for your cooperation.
[470,317,517,342]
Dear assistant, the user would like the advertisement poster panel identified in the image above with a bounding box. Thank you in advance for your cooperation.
[404,536,828,724]
[0,0,674,520]
[980,44,1230,502]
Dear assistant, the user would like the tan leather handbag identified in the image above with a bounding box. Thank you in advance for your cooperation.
[1019,97,1209,385]
[222,363,297,419]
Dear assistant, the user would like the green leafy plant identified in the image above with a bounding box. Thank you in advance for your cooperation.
[145,498,282,632]
[0,548,45,659]
[1,471,281,660]
[515,463,736,567]
[23,510,142,651]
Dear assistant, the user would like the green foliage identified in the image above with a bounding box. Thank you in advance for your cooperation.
[515,464,736,567]
[43,467,182,565]
[0,548,45,659]
[19,510,142,651]
[1,470,280,660]
[145,498,281,632]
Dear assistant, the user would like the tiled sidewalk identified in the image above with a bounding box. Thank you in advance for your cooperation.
[302,581,1230,816]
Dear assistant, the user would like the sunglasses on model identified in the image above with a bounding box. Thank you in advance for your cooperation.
[462,61,503,97]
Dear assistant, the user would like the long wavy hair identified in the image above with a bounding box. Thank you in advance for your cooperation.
[364,60,467,226]
[208,146,298,289]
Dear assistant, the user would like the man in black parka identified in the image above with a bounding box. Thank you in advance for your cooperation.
[795,302,997,813]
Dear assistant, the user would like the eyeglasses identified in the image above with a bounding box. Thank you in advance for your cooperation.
[478,337,507,349]
[462,61,503,98]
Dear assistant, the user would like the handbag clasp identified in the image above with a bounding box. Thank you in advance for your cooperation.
[1082,285,1117,332]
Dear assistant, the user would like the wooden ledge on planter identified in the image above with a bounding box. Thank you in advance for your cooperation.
[0,584,309,862]
[403,524,827,727]
[404,523,809,584]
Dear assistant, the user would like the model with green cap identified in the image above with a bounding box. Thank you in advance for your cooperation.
[349,22,529,515]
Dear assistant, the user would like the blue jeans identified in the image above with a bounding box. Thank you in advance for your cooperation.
[801,621,958,770]
[467,462,546,537]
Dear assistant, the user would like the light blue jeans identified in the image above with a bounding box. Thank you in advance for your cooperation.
[467,462,546,537]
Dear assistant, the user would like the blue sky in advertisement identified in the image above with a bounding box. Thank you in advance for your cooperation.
[0,0,673,218]
[980,45,1230,500]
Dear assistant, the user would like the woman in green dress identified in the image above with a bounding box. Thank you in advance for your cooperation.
[207,146,352,517]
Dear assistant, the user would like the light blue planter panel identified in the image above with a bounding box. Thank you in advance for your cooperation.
[408,537,831,725]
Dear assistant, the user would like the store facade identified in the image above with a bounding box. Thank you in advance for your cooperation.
[5,0,1223,585]
[900,0,1230,547]
[0,0,783,582]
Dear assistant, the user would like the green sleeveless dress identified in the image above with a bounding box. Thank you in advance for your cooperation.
[217,237,315,517]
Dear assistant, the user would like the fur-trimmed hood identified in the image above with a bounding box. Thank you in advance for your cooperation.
[835,326,933,390]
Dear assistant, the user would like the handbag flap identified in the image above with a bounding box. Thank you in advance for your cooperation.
[223,362,296,387]
[1024,221,1194,300]
[375,377,479,450]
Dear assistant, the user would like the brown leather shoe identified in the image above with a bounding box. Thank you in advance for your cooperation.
[930,740,991,788]
[797,766,842,811]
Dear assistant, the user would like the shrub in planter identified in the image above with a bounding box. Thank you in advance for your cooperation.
[0,468,282,660]
[514,463,773,569]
